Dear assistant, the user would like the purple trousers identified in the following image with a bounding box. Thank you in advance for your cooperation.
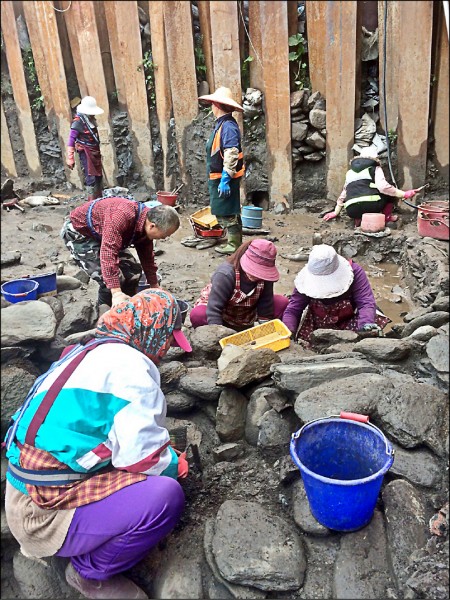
[190,294,290,329]
[56,477,184,580]
[78,149,103,191]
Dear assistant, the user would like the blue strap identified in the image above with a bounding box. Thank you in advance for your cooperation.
[86,199,144,245]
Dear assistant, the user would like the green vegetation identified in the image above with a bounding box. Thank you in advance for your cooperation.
[22,47,44,111]
[288,33,310,90]
[138,50,156,107]
[194,37,207,79]
[388,129,398,145]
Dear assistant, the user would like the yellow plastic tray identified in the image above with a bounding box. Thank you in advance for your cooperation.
[190,206,218,229]
[219,319,291,353]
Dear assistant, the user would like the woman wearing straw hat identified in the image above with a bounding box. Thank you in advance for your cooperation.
[190,239,289,330]
[67,96,104,202]
[323,147,418,227]
[282,244,390,343]
[198,87,245,255]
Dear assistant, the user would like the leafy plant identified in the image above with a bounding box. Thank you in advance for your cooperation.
[288,33,309,90]
[110,89,120,102]
[22,47,43,111]
[388,129,398,145]
[241,55,253,91]
[194,38,207,79]
[31,95,44,110]
[138,50,156,107]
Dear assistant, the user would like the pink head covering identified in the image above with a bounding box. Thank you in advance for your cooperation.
[240,239,279,282]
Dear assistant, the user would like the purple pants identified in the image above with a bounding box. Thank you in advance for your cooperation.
[190,294,290,329]
[56,476,184,580]
[78,149,103,191]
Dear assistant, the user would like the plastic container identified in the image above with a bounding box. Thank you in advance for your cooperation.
[156,191,178,206]
[190,207,219,229]
[219,319,291,352]
[189,219,225,238]
[25,272,57,297]
[290,413,394,532]
[1,279,39,304]
[242,205,263,229]
[360,213,385,233]
[417,201,449,241]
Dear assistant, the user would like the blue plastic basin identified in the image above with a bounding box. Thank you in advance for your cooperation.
[1,279,39,304]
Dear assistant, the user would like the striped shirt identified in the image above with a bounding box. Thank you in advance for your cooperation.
[69,197,157,288]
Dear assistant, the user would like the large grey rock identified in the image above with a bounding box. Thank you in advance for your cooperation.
[305,130,326,150]
[245,389,271,446]
[376,382,449,456]
[216,348,281,388]
[165,391,197,414]
[257,408,299,450]
[432,295,449,312]
[13,552,68,599]
[1,301,57,345]
[56,275,82,291]
[291,121,308,142]
[159,361,188,393]
[57,293,96,338]
[216,388,248,442]
[300,537,340,599]
[426,334,449,372]
[403,307,433,322]
[189,325,235,361]
[294,373,392,423]
[271,353,379,398]
[333,510,394,599]
[407,325,439,342]
[352,338,412,361]
[401,312,449,337]
[249,386,290,413]
[38,295,64,324]
[382,480,429,589]
[203,519,267,599]
[309,108,326,129]
[292,479,330,536]
[389,442,443,488]
[178,367,221,401]
[213,442,245,462]
[401,535,449,600]
[1,359,40,437]
[1,251,21,267]
[212,500,306,591]
[310,329,358,347]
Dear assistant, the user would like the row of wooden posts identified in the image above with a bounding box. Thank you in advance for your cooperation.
[1,1,448,204]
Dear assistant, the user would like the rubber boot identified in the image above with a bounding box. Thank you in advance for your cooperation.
[215,231,242,255]
[86,185,95,203]
[382,202,398,223]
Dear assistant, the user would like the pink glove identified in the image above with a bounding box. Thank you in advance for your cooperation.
[66,146,75,170]
[403,190,416,199]
[177,452,189,479]
[323,211,338,221]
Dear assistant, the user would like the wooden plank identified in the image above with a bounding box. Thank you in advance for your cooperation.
[148,0,174,191]
[378,1,399,132]
[163,1,198,188]
[248,1,264,91]
[68,0,118,185]
[1,0,42,177]
[305,1,326,96]
[197,1,215,93]
[112,1,154,188]
[103,0,127,110]
[258,1,292,207]
[93,1,116,99]
[432,5,449,181]
[21,1,54,126]
[1,99,18,177]
[397,1,433,189]
[209,1,243,132]
[325,1,358,199]
[62,0,88,98]
[24,1,82,188]
[53,0,82,103]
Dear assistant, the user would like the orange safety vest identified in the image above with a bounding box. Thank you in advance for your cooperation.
[209,124,245,180]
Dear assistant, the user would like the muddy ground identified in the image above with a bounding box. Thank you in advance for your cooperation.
[1,184,421,331]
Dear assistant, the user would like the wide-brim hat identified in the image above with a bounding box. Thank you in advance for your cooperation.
[198,87,244,112]
[294,244,354,299]
[77,96,104,116]
[240,239,279,282]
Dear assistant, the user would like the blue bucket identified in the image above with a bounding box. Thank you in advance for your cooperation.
[27,272,57,297]
[242,205,263,229]
[290,413,394,532]
[1,279,39,304]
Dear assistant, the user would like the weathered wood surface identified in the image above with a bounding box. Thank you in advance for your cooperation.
[1,99,18,177]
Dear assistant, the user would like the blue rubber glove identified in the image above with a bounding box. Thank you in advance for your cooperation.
[218,170,232,197]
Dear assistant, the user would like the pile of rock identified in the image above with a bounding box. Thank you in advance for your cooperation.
[290,89,326,165]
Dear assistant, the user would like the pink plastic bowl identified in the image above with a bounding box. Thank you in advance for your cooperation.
[361,213,385,233]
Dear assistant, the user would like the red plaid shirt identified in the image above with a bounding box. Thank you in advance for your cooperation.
[70,197,157,288]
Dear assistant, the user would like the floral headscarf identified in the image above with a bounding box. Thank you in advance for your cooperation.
[95,289,179,363]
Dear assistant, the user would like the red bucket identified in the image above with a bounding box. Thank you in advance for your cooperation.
[417,201,449,241]
[156,191,178,206]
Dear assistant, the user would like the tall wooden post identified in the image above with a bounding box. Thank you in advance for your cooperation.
[432,4,449,181]
[111,1,154,188]
[397,1,433,189]
[148,1,174,191]
[23,1,82,187]
[378,1,400,133]
[197,1,215,93]
[325,1,358,200]
[103,1,127,111]
[163,1,198,188]
[305,1,327,97]
[1,99,18,177]
[258,1,292,207]
[248,1,264,91]
[67,1,118,185]
[1,0,42,177]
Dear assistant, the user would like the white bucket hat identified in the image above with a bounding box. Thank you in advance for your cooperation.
[77,96,104,116]
[198,87,243,112]
[294,245,354,299]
